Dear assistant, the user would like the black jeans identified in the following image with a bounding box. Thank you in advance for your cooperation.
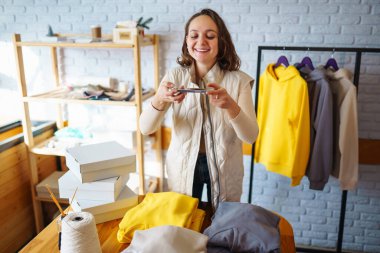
[192,154,211,204]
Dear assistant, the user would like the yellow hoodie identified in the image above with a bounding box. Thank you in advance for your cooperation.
[255,64,310,186]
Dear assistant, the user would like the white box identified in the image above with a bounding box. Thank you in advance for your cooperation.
[70,186,137,214]
[36,171,66,199]
[70,186,137,224]
[59,170,128,201]
[65,141,136,183]
[70,163,135,184]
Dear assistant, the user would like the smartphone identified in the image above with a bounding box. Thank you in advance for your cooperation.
[177,88,207,94]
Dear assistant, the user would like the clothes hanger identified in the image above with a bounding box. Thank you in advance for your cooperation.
[324,49,339,71]
[296,48,314,70]
[275,47,289,68]
[275,55,290,68]
[301,49,314,70]
[297,56,315,70]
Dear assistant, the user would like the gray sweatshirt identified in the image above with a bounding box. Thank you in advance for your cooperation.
[203,202,280,253]
[298,66,334,190]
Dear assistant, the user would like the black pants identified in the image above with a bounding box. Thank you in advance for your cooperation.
[192,154,212,204]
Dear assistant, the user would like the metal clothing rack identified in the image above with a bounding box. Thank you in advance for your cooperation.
[248,46,380,253]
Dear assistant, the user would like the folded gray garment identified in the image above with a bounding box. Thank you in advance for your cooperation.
[122,225,208,253]
[204,202,280,253]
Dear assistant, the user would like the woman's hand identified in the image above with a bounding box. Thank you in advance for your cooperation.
[207,83,240,119]
[151,81,186,111]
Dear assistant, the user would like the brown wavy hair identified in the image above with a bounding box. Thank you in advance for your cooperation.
[176,8,241,71]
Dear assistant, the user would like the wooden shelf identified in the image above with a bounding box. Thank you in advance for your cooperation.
[13,32,163,233]
[31,136,68,156]
[22,88,155,106]
[15,34,155,48]
[31,134,144,157]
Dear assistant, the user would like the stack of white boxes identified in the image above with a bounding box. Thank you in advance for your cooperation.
[59,141,138,224]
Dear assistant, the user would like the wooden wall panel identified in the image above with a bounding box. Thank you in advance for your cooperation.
[359,138,380,165]
[0,143,35,253]
[1,206,35,253]
[0,129,58,253]
[160,127,171,151]
[0,181,31,225]
[0,126,23,142]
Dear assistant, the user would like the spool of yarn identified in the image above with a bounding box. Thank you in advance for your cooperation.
[61,212,101,253]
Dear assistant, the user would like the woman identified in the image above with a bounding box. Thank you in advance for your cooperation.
[139,9,259,209]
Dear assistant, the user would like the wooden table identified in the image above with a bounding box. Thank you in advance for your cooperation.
[21,197,296,253]
[20,215,295,253]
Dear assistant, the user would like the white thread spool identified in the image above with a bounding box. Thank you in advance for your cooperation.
[61,212,101,253]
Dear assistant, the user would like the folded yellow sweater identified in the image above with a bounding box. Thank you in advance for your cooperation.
[117,192,201,243]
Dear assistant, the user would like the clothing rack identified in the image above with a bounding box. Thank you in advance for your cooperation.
[248,46,380,253]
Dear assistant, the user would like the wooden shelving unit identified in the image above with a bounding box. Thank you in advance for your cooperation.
[21,87,155,106]
[12,33,163,233]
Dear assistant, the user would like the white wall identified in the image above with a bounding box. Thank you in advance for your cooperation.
[1,0,379,251]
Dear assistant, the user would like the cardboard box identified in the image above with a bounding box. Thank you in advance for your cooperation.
[65,141,136,183]
[36,171,66,199]
[113,27,143,44]
[59,170,128,201]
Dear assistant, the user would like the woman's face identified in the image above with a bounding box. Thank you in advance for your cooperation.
[186,15,219,69]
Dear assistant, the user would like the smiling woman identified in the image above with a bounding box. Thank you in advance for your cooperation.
[139,8,259,212]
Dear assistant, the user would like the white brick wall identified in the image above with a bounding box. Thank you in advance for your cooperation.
[1,0,379,251]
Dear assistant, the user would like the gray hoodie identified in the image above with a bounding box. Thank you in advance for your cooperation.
[298,66,334,190]
[204,202,280,253]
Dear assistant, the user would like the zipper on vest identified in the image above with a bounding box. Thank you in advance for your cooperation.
[204,94,221,211]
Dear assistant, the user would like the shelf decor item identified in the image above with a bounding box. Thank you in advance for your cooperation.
[43,25,67,42]
[113,17,153,44]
